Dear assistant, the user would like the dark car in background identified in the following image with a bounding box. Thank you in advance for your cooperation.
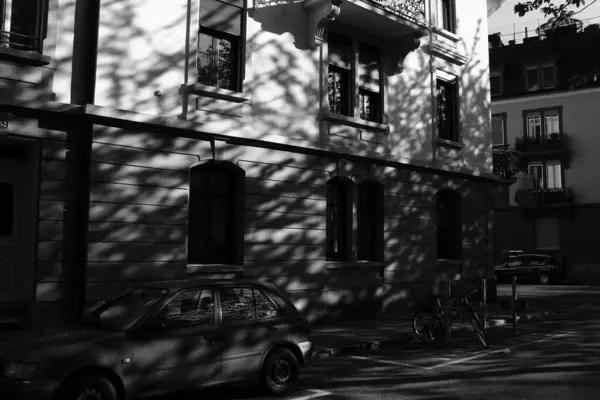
[494,254,562,285]
[0,279,313,400]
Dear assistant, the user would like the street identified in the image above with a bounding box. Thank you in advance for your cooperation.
[497,283,600,298]
[180,304,600,400]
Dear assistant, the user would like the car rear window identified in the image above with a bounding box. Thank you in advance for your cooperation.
[220,287,281,323]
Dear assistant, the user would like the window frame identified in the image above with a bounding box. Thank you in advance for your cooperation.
[187,160,245,266]
[522,106,563,141]
[356,180,385,262]
[527,160,564,189]
[490,70,503,96]
[327,30,384,124]
[196,0,247,93]
[524,61,557,92]
[0,0,48,54]
[439,0,456,34]
[436,74,460,143]
[326,177,355,262]
[491,112,507,147]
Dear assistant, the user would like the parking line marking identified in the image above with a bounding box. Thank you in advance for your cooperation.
[426,331,574,370]
[348,355,429,370]
[293,389,332,400]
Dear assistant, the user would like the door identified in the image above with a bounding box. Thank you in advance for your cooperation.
[127,288,221,396]
[218,286,284,381]
[0,160,25,303]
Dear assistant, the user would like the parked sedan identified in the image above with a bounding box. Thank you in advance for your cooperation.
[0,279,314,400]
[494,254,562,285]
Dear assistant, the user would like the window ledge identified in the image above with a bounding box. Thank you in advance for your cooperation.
[321,112,390,133]
[185,84,252,104]
[0,47,51,66]
[428,39,468,65]
[186,264,244,274]
[437,138,464,149]
[325,261,386,270]
[432,27,460,43]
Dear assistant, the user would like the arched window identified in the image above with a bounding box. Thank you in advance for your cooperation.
[436,189,462,260]
[357,180,384,262]
[188,160,245,265]
[326,177,354,262]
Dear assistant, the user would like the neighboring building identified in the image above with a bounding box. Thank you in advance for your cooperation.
[0,0,494,328]
[490,22,600,281]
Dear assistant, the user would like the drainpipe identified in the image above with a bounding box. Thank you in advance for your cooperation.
[428,0,437,166]
[63,0,101,322]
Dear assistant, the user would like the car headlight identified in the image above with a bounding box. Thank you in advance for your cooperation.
[3,361,39,380]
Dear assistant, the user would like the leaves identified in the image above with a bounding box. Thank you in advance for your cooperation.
[514,0,587,18]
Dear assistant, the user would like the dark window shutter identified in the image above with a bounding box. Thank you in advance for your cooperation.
[188,161,245,265]
[436,190,462,260]
[357,181,385,262]
[326,177,354,261]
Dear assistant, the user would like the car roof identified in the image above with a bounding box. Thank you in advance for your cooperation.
[138,278,275,292]
[514,254,550,258]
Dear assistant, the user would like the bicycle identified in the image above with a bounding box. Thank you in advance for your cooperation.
[412,286,489,349]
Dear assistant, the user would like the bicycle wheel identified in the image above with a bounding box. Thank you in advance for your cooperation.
[468,309,489,349]
[412,310,444,343]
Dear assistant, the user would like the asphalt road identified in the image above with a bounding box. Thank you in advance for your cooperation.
[181,308,600,400]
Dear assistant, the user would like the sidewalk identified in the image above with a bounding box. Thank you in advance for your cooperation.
[310,301,596,358]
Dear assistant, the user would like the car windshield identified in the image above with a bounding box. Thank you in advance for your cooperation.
[83,287,167,331]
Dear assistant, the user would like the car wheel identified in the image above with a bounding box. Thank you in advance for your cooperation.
[260,348,300,396]
[539,273,551,285]
[60,373,118,400]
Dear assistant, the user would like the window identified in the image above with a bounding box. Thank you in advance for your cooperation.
[528,161,563,189]
[437,77,459,142]
[0,182,13,237]
[328,32,383,123]
[158,289,215,329]
[439,0,456,33]
[490,71,502,96]
[546,161,562,189]
[491,113,506,146]
[436,190,462,260]
[357,180,384,262]
[525,62,556,91]
[188,161,245,265]
[197,0,245,91]
[326,177,354,262]
[544,112,560,136]
[535,218,560,250]
[523,107,562,140]
[527,163,544,189]
[0,0,47,52]
[219,287,280,323]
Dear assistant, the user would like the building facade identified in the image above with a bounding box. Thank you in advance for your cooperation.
[490,23,600,281]
[0,0,494,328]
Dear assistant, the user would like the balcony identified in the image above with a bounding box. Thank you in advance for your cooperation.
[254,0,426,52]
[515,187,574,208]
[515,133,571,167]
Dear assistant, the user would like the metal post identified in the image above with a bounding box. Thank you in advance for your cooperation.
[444,280,452,342]
[512,276,518,333]
[481,277,487,332]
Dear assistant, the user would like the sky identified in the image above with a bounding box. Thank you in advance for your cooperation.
[487,0,600,41]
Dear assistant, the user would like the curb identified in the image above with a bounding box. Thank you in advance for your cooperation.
[314,308,565,358]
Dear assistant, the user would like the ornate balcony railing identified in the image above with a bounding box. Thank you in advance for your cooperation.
[366,0,426,26]
[492,147,520,180]
[515,133,569,153]
[515,187,574,207]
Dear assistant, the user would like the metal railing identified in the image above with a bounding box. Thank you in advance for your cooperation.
[0,29,42,53]
[366,0,426,26]
[516,187,574,206]
[515,133,569,153]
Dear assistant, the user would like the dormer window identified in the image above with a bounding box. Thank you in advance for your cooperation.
[525,61,556,92]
